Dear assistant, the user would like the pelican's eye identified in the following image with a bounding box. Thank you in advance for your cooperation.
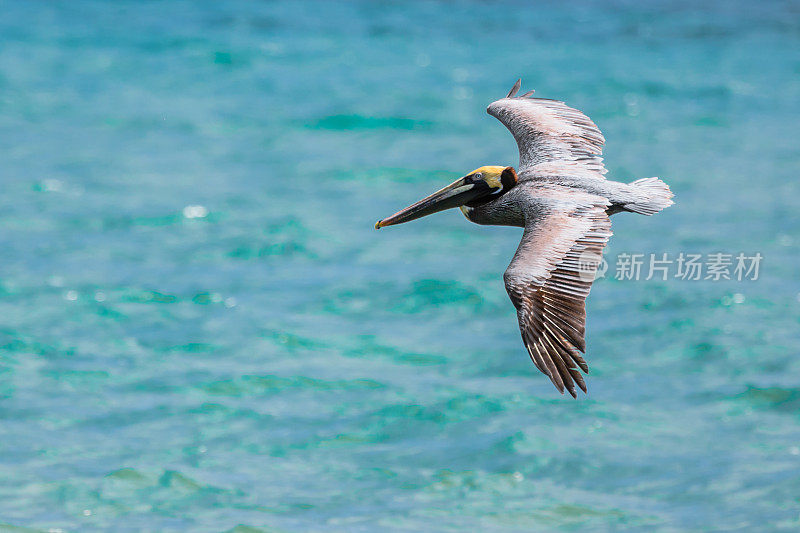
[473,172,483,181]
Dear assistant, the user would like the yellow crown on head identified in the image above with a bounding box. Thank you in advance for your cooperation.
[469,165,507,189]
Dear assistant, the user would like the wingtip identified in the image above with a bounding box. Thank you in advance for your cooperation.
[506,78,521,98]
[567,387,577,399]
[551,376,566,395]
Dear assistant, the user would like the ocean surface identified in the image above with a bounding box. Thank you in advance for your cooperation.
[1,1,799,531]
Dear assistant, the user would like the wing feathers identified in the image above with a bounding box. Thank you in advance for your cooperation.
[487,80,606,178]
[504,190,612,396]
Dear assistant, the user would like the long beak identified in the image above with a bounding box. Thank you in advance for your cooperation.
[375,177,486,229]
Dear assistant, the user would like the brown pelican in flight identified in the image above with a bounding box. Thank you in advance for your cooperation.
[375,79,673,397]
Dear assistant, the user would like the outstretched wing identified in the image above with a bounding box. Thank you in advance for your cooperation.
[487,79,606,180]
[503,187,612,397]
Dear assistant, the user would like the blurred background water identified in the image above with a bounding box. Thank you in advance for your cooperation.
[1,1,799,531]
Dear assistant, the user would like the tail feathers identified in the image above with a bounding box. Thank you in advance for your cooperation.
[624,177,674,215]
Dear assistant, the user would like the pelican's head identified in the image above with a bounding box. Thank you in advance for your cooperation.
[375,165,518,229]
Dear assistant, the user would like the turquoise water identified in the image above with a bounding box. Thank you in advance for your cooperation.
[1,1,799,530]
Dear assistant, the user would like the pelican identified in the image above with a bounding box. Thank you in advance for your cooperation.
[375,79,673,397]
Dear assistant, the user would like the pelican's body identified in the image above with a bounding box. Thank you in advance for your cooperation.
[375,80,673,397]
